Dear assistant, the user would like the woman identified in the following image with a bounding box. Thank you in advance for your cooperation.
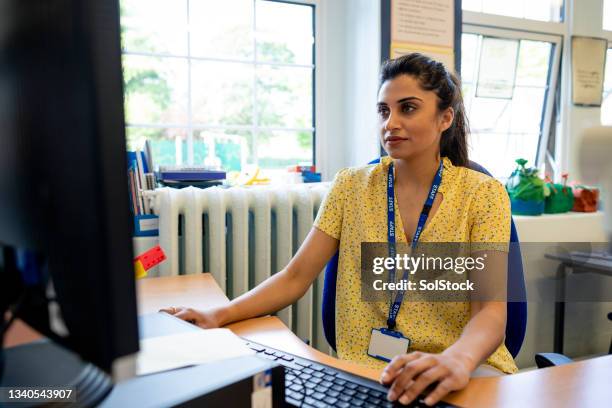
[162,53,517,406]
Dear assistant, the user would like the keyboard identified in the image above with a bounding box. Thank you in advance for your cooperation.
[244,340,458,408]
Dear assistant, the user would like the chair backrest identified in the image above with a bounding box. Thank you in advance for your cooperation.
[321,159,527,358]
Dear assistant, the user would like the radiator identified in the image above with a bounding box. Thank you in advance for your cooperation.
[144,184,332,351]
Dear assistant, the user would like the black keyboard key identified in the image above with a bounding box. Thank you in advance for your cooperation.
[368,389,385,399]
[324,396,338,405]
[280,354,294,362]
[302,367,315,375]
[287,390,304,400]
[323,374,336,382]
[296,360,312,368]
[263,350,275,355]
[278,360,303,371]
[310,377,323,384]
[323,368,338,376]
[286,396,302,406]
[311,392,326,401]
[312,371,325,378]
[336,402,351,408]
[310,364,325,372]
[327,390,340,398]
[331,384,344,392]
[320,380,334,388]
[352,399,365,407]
[344,388,357,397]
[338,394,351,402]
[355,392,368,400]
[367,396,382,404]
[289,384,303,393]
[333,378,347,386]
[314,384,329,393]
[304,382,317,389]
[364,403,378,408]
[345,382,358,390]
[358,386,371,394]
[301,373,312,381]
[304,397,327,408]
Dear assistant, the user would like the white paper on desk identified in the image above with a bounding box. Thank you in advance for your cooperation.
[137,328,255,376]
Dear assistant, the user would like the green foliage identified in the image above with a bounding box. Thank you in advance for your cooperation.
[258,42,296,64]
[506,158,544,202]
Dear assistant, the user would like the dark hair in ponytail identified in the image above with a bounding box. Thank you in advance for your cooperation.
[379,53,469,167]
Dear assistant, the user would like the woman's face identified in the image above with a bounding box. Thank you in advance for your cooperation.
[377,74,453,160]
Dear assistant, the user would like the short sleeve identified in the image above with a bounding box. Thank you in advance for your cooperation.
[469,178,511,252]
[313,168,351,240]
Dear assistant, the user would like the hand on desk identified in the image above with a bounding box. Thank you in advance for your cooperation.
[380,351,471,406]
[159,306,223,329]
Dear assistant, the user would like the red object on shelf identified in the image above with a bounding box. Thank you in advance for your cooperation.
[134,245,166,271]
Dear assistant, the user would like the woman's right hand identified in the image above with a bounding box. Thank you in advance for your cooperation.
[158,306,226,329]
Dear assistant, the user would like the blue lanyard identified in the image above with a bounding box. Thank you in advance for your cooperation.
[386,159,443,330]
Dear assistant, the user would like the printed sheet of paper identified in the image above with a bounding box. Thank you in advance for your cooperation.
[137,328,255,376]
[391,0,454,48]
[571,36,607,106]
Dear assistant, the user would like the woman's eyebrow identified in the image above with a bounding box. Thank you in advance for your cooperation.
[396,96,423,103]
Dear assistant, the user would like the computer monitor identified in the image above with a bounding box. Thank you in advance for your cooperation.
[0,0,139,389]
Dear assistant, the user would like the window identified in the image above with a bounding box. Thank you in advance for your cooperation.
[461,28,561,178]
[120,0,315,171]
[605,0,612,31]
[462,0,564,22]
[603,48,612,125]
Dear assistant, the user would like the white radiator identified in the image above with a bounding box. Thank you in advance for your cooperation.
[143,184,332,351]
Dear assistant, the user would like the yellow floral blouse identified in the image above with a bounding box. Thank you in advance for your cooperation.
[313,156,518,374]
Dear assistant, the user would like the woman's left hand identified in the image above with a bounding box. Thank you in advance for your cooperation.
[380,351,474,406]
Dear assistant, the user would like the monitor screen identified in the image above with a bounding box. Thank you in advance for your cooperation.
[0,0,139,378]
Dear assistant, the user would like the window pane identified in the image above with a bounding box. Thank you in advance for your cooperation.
[482,0,522,19]
[509,87,547,134]
[121,0,187,55]
[524,0,563,22]
[257,130,313,169]
[191,61,254,126]
[256,0,314,65]
[126,127,188,167]
[602,49,612,125]
[461,34,554,177]
[460,34,479,83]
[256,66,313,128]
[189,0,254,60]
[476,37,519,98]
[604,0,612,31]
[122,55,188,124]
[194,130,250,172]
[470,132,538,177]
[515,40,552,87]
[463,0,563,22]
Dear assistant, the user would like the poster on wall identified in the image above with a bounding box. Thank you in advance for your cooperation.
[389,0,457,71]
[571,36,608,106]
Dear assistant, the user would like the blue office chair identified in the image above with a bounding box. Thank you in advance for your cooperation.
[321,159,528,358]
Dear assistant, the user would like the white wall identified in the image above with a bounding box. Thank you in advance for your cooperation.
[316,0,380,180]
[559,0,611,179]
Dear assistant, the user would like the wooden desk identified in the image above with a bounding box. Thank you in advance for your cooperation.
[138,274,612,408]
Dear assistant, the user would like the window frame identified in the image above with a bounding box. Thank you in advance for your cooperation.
[461,8,565,175]
[461,24,563,171]
[121,0,318,169]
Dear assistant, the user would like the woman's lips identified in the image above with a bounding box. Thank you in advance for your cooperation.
[385,136,408,145]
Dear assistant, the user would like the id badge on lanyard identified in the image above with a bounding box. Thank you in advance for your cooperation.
[367,160,443,362]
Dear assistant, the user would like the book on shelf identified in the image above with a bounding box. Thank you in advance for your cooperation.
[127,149,158,236]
